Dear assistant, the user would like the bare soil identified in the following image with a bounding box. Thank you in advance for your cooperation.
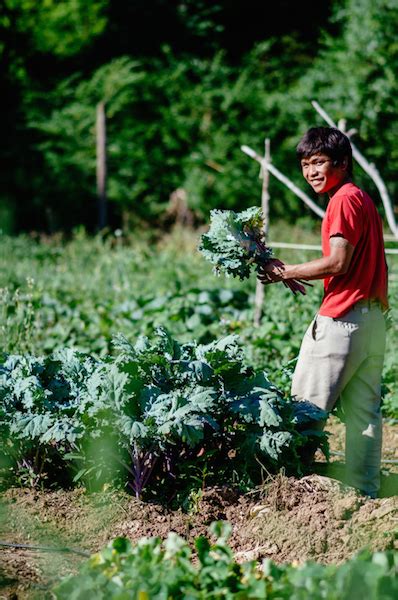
[1,417,397,599]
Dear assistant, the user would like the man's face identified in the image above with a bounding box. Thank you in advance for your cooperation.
[300,153,348,195]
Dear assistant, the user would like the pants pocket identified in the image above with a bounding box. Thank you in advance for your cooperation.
[311,317,317,340]
[311,315,331,342]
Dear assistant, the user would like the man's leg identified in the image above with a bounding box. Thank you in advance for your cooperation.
[292,307,386,495]
[340,309,386,497]
[340,355,384,497]
[291,314,360,412]
[291,314,361,465]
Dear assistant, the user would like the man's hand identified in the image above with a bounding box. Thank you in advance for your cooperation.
[257,258,286,285]
[257,257,310,295]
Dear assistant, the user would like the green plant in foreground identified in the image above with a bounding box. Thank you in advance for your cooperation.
[53,521,398,599]
[0,328,327,496]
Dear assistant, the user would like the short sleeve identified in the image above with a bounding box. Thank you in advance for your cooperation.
[327,194,363,247]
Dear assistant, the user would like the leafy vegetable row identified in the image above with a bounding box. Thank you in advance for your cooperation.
[0,329,327,498]
[54,521,398,599]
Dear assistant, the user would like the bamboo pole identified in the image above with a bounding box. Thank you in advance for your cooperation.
[312,100,398,239]
[269,242,398,254]
[261,139,271,233]
[96,101,107,230]
[241,145,325,219]
[254,139,270,326]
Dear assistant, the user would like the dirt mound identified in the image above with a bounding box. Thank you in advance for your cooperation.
[225,474,397,564]
[111,474,397,566]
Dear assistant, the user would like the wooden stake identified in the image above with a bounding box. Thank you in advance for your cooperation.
[254,139,270,327]
[261,139,271,234]
[96,101,107,230]
[241,145,325,219]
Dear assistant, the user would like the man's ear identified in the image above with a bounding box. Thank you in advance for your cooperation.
[334,157,348,170]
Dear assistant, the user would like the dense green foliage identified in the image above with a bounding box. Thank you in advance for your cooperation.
[2,0,397,233]
[0,326,327,495]
[54,522,398,599]
[1,228,397,419]
[0,227,320,358]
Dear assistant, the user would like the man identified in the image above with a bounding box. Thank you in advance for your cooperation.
[258,126,389,499]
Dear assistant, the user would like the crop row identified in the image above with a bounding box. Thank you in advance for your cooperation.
[0,329,327,497]
[1,231,397,419]
[54,521,398,599]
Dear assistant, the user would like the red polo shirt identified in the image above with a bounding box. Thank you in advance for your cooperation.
[319,182,388,318]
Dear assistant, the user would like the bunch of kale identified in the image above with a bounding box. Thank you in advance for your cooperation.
[199,207,308,294]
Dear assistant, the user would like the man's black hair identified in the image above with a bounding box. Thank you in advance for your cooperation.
[296,127,353,175]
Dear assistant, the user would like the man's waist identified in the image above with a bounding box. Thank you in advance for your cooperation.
[351,298,383,312]
[319,286,388,317]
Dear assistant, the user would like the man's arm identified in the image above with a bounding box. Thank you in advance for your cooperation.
[259,236,355,283]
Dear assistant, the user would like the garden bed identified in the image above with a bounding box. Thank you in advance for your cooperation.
[1,418,397,599]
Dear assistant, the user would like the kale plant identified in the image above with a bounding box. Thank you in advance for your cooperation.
[0,328,328,498]
[198,207,308,294]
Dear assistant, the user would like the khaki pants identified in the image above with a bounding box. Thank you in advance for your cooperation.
[292,303,386,497]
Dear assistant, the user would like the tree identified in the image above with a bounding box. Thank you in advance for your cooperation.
[29,39,321,229]
[4,0,108,57]
[282,0,398,218]
[0,0,109,232]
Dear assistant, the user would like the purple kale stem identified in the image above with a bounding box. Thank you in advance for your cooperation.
[246,228,307,295]
[164,447,176,479]
[140,453,159,490]
[131,445,159,499]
